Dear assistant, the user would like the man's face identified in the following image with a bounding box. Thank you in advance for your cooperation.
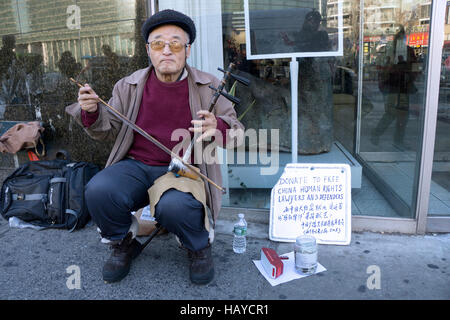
[146,25,191,81]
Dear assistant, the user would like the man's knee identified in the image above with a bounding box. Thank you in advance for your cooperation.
[154,189,204,227]
[85,172,131,211]
[85,173,109,203]
[155,189,186,220]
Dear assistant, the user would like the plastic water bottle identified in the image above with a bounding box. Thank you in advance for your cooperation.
[233,213,247,253]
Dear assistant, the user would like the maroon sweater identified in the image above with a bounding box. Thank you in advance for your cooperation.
[82,70,230,166]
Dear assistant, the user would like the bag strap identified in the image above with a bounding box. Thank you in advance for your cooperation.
[12,193,47,201]
[42,210,79,232]
[50,177,66,184]
[65,209,79,232]
[27,209,78,232]
[34,138,46,157]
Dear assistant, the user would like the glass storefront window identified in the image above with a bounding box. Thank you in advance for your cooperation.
[1,0,447,231]
[0,0,148,166]
[429,3,450,216]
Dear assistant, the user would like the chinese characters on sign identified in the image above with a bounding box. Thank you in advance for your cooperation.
[270,164,351,245]
[406,32,429,46]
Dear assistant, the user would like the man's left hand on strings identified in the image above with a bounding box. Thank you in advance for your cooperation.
[189,110,218,143]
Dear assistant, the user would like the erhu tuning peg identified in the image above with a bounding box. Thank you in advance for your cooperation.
[218,67,251,87]
[217,67,227,74]
[208,85,241,105]
[230,72,250,87]
[220,91,241,105]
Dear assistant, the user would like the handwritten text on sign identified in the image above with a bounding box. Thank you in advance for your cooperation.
[269,164,351,245]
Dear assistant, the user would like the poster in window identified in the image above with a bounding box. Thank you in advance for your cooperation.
[244,0,343,60]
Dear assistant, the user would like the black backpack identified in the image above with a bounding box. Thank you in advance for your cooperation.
[0,159,99,232]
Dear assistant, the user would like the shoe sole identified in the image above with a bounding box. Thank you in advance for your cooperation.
[103,263,131,283]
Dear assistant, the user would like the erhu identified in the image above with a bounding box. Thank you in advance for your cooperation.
[168,62,250,183]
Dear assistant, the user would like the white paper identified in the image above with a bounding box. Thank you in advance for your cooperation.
[131,205,155,221]
[140,206,155,221]
[9,217,46,231]
[253,251,326,286]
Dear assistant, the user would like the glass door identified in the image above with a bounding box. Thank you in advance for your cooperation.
[357,0,431,218]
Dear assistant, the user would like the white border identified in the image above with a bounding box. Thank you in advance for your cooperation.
[244,0,343,60]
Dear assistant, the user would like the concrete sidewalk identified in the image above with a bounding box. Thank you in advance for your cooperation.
[0,208,449,300]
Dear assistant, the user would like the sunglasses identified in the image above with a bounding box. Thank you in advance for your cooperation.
[147,40,189,52]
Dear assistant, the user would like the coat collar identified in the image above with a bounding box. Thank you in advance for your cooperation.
[124,64,211,85]
[124,66,151,85]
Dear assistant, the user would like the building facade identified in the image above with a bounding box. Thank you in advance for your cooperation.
[0,0,448,234]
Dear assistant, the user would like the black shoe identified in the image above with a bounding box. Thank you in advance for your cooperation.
[102,232,142,283]
[187,244,214,285]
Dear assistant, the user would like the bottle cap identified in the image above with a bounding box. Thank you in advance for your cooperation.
[238,213,244,218]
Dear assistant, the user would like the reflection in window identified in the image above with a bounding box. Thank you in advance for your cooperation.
[0,0,149,165]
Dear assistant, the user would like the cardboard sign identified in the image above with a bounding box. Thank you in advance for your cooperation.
[269,163,351,245]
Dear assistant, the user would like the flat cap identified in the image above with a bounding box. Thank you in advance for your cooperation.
[141,9,196,44]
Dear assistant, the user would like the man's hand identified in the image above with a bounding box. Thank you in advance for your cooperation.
[189,110,217,143]
[78,84,99,113]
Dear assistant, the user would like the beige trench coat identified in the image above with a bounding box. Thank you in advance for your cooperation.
[65,64,244,226]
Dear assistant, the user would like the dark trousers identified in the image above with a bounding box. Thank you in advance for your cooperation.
[85,158,209,251]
